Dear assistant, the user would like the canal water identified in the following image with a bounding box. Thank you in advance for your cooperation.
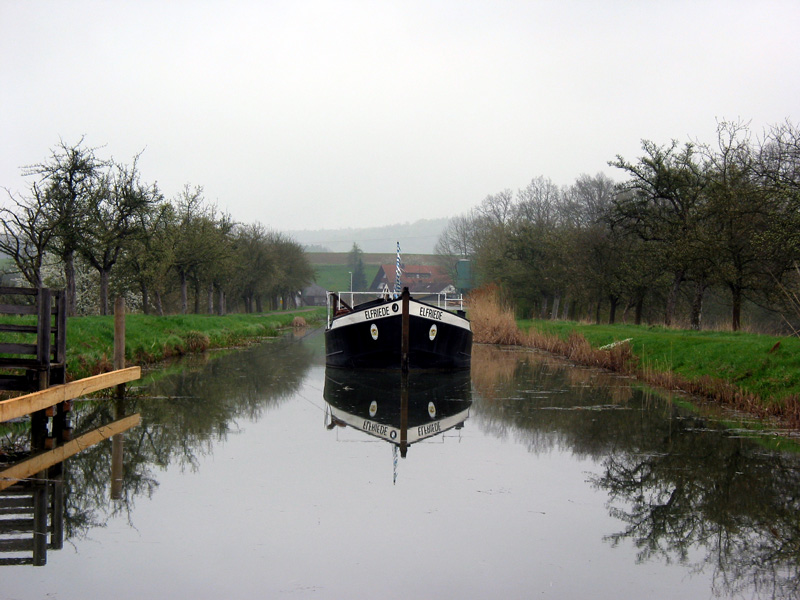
[2,330,799,599]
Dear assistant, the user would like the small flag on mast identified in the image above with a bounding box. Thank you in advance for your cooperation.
[393,241,402,299]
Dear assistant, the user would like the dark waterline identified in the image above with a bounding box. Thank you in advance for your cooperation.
[1,331,799,599]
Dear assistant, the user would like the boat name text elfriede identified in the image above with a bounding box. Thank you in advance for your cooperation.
[364,306,392,320]
[417,422,441,436]
[362,420,389,436]
[418,307,443,321]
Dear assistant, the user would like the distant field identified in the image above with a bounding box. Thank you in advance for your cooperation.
[309,252,437,292]
[312,263,395,291]
[313,265,357,291]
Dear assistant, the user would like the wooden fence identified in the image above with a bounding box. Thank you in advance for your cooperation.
[0,287,67,392]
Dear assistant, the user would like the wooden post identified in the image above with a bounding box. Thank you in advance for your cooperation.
[31,475,47,566]
[51,474,64,550]
[35,288,52,391]
[114,297,126,399]
[111,398,125,500]
[110,431,124,499]
[401,287,410,373]
[53,290,67,385]
[32,289,52,452]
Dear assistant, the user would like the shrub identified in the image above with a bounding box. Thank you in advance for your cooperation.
[183,331,210,352]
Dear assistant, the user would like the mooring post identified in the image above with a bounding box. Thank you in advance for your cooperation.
[114,297,126,399]
[111,398,125,499]
[32,474,47,566]
[35,287,52,391]
[401,287,410,373]
[31,288,52,451]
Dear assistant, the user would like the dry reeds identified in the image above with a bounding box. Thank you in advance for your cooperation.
[521,328,636,373]
[467,285,522,345]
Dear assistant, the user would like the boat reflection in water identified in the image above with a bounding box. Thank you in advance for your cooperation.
[323,369,472,459]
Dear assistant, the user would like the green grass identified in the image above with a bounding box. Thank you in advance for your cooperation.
[313,263,387,292]
[519,319,800,407]
[66,308,326,379]
[313,264,355,291]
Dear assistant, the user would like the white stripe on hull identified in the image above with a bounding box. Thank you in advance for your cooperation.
[329,406,471,445]
[329,299,470,332]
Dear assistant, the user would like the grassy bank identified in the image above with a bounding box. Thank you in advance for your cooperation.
[66,308,326,379]
[518,320,800,402]
[468,288,800,428]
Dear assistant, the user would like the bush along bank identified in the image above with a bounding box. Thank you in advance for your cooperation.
[468,289,800,430]
[65,309,325,381]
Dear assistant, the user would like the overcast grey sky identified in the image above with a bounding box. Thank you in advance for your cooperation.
[2,1,798,233]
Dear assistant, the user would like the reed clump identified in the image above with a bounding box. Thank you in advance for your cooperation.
[467,285,522,345]
[521,329,636,372]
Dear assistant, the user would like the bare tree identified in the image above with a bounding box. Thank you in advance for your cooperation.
[232,222,275,313]
[171,185,212,314]
[610,140,708,327]
[120,198,173,315]
[475,189,515,228]
[435,213,476,283]
[22,138,107,315]
[514,176,561,227]
[702,120,798,330]
[79,154,159,315]
[0,184,58,287]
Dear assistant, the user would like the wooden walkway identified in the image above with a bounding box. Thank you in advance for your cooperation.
[0,367,140,424]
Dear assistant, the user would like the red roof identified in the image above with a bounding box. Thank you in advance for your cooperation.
[368,264,453,294]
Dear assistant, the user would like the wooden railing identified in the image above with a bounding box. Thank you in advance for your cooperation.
[0,287,67,392]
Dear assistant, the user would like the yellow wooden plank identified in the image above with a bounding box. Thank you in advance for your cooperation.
[0,413,141,491]
[0,367,141,423]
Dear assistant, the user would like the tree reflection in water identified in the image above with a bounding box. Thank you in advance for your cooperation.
[594,426,800,598]
[1,336,313,552]
[470,344,800,599]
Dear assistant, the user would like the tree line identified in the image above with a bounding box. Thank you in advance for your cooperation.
[437,120,800,331]
[0,138,314,316]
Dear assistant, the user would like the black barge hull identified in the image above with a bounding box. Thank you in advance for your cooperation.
[325,297,472,370]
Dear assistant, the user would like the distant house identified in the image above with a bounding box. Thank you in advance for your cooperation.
[300,283,328,306]
[368,264,456,299]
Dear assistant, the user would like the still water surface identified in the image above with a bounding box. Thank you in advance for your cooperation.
[2,330,799,599]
